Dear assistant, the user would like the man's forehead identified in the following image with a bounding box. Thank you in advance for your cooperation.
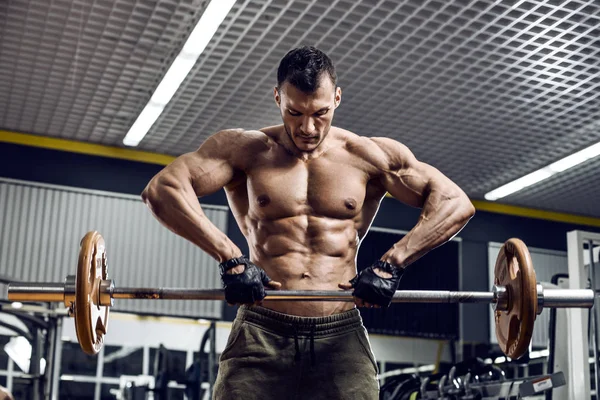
[280,83,335,109]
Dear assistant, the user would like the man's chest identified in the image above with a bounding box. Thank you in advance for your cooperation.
[244,156,372,220]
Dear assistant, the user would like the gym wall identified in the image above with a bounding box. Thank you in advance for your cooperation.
[2,140,600,344]
[0,177,227,320]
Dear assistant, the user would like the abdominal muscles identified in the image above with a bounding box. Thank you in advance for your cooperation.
[247,215,360,316]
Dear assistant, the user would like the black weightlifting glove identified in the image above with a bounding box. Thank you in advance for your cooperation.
[350,260,405,307]
[219,256,272,304]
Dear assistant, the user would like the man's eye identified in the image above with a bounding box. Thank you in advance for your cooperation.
[289,111,301,116]
[316,110,328,116]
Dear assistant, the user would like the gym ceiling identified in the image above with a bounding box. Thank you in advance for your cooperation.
[0,0,599,218]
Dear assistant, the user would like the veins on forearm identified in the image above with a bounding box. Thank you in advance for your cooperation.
[386,188,468,267]
[150,182,240,262]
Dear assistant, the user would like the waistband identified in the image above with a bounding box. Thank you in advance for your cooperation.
[236,305,363,337]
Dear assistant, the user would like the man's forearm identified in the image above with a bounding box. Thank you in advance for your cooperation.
[380,189,475,268]
[142,181,242,263]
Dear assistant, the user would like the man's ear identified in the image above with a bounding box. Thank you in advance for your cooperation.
[334,87,342,108]
[274,87,281,107]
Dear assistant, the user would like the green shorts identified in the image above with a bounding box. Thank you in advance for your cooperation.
[213,305,379,400]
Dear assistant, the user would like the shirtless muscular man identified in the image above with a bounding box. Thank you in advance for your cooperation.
[142,46,475,400]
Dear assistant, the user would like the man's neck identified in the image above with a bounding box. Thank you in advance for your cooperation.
[278,126,337,162]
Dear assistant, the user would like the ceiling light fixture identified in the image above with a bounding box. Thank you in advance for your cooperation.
[484,142,600,201]
[123,0,237,147]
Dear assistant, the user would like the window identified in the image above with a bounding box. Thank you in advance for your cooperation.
[60,341,97,376]
[168,388,185,400]
[0,335,10,370]
[149,347,187,377]
[59,381,96,400]
[100,384,120,400]
[102,345,143,377]
[12,377,35,400]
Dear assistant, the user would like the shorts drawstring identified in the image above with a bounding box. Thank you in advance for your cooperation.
[292,323,301,361]
[291,322,316,366]
[309,322,316,366]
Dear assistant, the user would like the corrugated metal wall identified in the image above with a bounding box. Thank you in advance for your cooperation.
[0,177,228,319]
[488,242,568,349]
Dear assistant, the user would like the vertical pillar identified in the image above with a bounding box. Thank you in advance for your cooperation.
[566,230,590,400]
[208,322,216,400]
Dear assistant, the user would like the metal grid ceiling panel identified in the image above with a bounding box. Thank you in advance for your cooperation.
[0,178,226,319]
[140,0,600,216]
[0,0,210,144]
[488,242,568,349]
[503,125,600,217]
[0,1,599,217]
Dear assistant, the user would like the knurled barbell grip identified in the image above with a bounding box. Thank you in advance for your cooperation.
[8,283,497,303]
[7,281,595,309]
[111,287,496,302]
[108,287,498,304]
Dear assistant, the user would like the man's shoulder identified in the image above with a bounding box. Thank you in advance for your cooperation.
[212,127,268,141]
[334,127,395,148]
[257,124,283,138]
[210,128,274,151]
[335,128,399,161]
[332,128,417,173]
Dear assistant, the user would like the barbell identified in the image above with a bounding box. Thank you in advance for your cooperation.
[7,231,595,359]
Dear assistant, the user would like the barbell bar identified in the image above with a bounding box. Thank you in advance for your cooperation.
[8,282,593,308]
[6,231,596,360]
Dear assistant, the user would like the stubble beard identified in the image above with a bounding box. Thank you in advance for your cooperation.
[283,123,328,154]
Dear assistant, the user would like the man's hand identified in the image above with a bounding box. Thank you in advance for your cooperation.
[220,256,281,305]
[338,261,404,308]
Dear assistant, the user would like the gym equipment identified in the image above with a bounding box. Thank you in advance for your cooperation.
[7,232,595,358]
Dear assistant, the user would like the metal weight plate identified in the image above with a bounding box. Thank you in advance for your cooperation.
[75,231,110,355]
[494,238,537,359]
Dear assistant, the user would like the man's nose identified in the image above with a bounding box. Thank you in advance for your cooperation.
[300,117,316,135]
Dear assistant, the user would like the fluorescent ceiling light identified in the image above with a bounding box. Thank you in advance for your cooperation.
[123,0,237,147]
[122,103,165,147]
[485,141,600,201]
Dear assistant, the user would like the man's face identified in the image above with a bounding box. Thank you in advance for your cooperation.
[274,76,342,152]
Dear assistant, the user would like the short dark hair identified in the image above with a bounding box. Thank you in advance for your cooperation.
[276,46,337,93]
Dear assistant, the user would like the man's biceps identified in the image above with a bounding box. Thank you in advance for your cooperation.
[384,182,426,207]
[193,166,232,185]
[385,166,431,191]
